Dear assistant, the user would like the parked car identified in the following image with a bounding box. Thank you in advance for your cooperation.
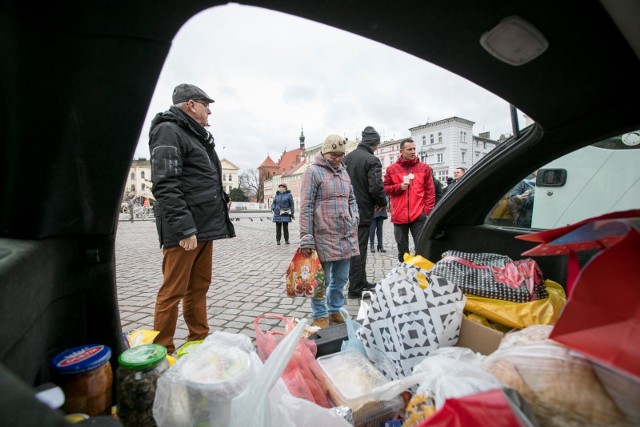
[1,0,639,425]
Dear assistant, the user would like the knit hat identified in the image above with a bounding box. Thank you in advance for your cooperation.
[321,134,346,154]
[172,83,215,104]
[361,126,381,146]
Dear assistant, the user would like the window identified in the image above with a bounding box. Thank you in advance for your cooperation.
[430,134,434,144]
[130,184,135,191]
[140,171,145,179]
[141,183,146,190]
[422,135,426,145]
[130,172,135,180]
[389,156,395,165]
[485,131,640,230]
[461,151,466,162]
[436,153,443,163]
[438,132,442,143]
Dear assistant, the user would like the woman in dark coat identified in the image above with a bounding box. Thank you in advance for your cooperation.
[272,183,295,245]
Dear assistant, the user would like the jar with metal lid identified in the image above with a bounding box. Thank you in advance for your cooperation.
[116,344,169,427]
[49,344,113,416]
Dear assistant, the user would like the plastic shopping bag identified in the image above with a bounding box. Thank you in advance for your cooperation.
[464,280,566,329]
[356,263,466,380]
[254,314,330,407]
[285,249,325,299]
[338,308,367,357]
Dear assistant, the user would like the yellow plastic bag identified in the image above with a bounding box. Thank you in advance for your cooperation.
[464,280,566,329]
[403,254,435,289]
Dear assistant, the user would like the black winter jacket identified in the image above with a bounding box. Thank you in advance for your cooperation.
[344,144,387,226]
[149,107,235,248]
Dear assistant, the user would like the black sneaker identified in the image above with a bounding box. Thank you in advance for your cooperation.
[364,282,376,290]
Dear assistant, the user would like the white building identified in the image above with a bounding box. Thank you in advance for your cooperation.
[410,116,500,182]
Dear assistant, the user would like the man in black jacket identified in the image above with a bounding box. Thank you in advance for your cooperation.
[344,126,387,298]
[149,83,235,354]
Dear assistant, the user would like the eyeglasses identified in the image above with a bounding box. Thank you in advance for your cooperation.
[192,100,210,111]
[326,152,345,159]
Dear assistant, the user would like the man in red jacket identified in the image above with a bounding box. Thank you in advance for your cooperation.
[384,138,436,262]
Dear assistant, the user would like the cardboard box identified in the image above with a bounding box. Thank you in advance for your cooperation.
[457,317,505,355]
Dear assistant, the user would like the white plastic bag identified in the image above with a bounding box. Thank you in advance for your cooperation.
[153,332,255,427]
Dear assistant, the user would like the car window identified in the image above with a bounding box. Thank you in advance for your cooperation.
[485,130,640,229]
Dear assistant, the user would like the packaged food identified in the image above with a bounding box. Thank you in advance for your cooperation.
[317,351,404,427]
[117,344,169,426]
[49,344,113,416]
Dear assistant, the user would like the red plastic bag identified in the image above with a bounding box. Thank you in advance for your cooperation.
[254,314,331,408]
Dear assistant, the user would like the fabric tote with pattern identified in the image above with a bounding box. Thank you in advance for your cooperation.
[356,262,466,380]
[430,250,547,303]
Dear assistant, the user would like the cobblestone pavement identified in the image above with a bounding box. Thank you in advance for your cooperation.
[115,213,413,351]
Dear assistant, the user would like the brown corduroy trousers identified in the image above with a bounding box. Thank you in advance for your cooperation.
[153,240,213,354]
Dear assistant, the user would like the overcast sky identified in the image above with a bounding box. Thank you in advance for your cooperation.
[134,4,515,172]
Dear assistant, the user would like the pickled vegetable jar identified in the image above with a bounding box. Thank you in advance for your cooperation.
[116,344,169,427]
[50,344,113,416]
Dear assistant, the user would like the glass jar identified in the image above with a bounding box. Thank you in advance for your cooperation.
[50,344,113,416]
[116,344,169,427]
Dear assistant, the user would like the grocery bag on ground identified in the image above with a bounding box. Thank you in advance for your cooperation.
[430,250,547,302]
[254,314,330,407]
[230,319,350,427]
[338,308,367,357]
[356,262,466,380]
[285,248,325,298]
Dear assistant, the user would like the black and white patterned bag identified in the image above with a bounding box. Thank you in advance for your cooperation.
[356,262,466,381]
[430,250,547,303]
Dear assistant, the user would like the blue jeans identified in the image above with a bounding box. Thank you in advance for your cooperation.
[311,259,350,319]
[369,218,384,248]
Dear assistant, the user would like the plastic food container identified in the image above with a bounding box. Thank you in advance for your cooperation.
[182,344,251,427]
[317,350,404,427]
[117,344,169,427]
[50,344,113,416]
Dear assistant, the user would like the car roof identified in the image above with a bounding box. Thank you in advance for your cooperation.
[2,0,639,238]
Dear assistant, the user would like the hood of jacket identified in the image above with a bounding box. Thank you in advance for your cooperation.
[313,151,345,173]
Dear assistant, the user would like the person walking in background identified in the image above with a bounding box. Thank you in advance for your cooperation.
[299,134,359,328]
[149,83,235,355]
[443,167,466,194]
[369,199,388,253]
[272,183,294,245]
[344,126,387,298]
[433,170,444,204]
[384,138,436,263]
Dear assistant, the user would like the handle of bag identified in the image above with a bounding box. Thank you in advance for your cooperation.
[254,313,295,338]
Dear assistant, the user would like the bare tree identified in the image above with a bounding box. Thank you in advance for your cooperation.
[239,169,261,201]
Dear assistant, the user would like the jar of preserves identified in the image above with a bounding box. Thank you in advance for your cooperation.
[116,344,169,427]
[50,344,113,416]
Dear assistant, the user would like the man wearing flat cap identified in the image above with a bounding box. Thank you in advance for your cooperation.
[149,83,235,354]
[344,126,387,298]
